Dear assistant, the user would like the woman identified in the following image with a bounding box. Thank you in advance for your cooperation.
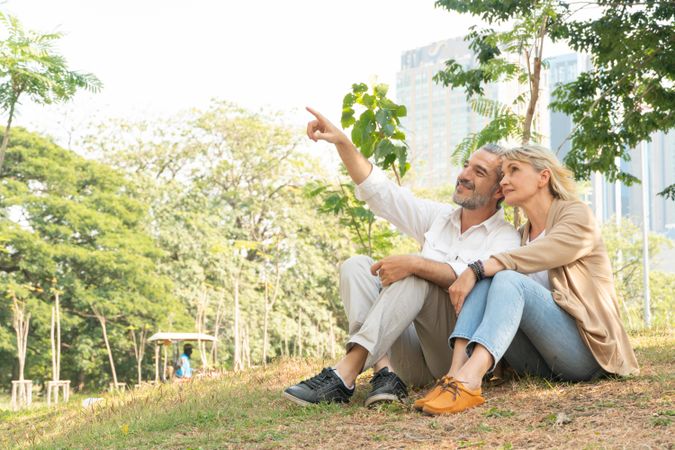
[415,144,639,415]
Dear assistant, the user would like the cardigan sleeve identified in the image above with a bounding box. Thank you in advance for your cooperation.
[491,201,597,273]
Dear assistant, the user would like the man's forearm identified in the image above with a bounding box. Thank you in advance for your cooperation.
[412,257,458,290]
[335,136,372,185]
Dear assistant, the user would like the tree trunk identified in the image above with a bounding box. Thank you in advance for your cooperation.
[162,345,168,380]
[328,316,336,359]
[211,294,225,365]
[56,294,61,380]
[262,262,281,365]
[262,302,269,365]
[51,306,57,381]
[154,344,160,383]
[242,323,251,369]
[296,312,303,357]
[196,287,209,369]
[11,292,30,382]
[0,101,16,173]
[233,272,242,371]
[521,18,547,145]
[50,292,62,382]
[94,312,118,385]
[130,326,147,385]
[515,19,548,229]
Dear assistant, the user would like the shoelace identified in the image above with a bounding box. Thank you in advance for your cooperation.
[440,378,466,401]
[300,368,334,389]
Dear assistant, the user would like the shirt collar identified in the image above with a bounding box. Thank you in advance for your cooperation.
[448,207,506,232]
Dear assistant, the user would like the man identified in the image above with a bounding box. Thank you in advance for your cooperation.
[284,107,520,407]
[175,343,193,379]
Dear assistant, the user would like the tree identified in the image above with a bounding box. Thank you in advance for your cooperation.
[0,13,102,172]
[434,0,675,197]
[434,1,552,151]
[8,285,31,382]
[550,0,674,198]
[601,219,673,330]
[80,102,355,372]
[0,128,182,389]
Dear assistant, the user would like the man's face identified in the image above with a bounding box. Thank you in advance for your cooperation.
[452,149,503,210]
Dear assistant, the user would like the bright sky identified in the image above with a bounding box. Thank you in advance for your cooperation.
[2,0,485,145]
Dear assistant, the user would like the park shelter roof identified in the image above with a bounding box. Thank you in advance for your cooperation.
[148,332,216,343]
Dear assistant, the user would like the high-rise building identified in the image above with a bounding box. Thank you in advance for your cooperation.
[396,41,674,236]
[396,37,498,188]
[547,54,675,236]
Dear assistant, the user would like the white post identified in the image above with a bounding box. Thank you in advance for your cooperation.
[614,156,622,227]
[593,172,604,223]
[641,142,651,328]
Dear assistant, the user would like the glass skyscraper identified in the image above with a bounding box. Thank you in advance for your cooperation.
[395,42,674,236]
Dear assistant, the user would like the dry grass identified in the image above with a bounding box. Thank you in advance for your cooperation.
[1,329,673,449]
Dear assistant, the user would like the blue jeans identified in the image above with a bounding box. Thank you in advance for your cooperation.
[449,270,604,381]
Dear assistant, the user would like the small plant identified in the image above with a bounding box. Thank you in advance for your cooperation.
[307,81,413,258]
[484,407,515,418]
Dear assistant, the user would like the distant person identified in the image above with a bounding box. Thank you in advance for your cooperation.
[175,344,193,379]
[283,108,520,407]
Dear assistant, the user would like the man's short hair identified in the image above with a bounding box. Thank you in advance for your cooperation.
[478,143,506,181]
[477,143,506,207]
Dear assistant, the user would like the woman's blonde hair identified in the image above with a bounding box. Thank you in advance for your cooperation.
[501,144,578,201]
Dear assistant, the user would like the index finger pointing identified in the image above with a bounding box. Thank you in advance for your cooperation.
[306,106,326,122]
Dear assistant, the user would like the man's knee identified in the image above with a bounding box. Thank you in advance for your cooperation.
[339,255,374,281]
[382,274,423,291]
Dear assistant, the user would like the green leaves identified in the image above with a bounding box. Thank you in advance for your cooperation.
[548,2,675,193]
[437,0,675,195]
[0,128,178,387]
[340,82,410,183]
[0,12,101,172]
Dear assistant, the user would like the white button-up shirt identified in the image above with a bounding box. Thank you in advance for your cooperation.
[355,166,521,276]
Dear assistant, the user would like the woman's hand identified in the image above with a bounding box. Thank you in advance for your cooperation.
[448,268,477,315]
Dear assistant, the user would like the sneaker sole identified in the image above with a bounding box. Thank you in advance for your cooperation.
[282,391,315,406]
[364,392,403,407]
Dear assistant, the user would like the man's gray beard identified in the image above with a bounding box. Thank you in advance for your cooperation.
[453,190,492,210]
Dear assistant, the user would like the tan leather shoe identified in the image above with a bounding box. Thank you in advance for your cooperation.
[422,379,485,415]
[413,376,454,411]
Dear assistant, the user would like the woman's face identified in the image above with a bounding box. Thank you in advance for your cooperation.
[500,159,548,207]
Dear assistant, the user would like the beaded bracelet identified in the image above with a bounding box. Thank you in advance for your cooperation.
[468,260,485,281]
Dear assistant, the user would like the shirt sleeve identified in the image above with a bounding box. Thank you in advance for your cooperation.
[355,166,453,244]
[492,202,597,273]
[447,261,467,279]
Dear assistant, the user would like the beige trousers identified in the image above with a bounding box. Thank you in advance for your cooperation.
[339,255,456,386]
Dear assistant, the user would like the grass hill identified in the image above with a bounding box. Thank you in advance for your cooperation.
[1,330,672,449]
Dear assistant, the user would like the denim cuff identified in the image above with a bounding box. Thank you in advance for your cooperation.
[465,336,501,373]
[448,333,473,350]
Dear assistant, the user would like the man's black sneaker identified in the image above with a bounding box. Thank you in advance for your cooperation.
[283,368,355,405]
[364,367,408,407]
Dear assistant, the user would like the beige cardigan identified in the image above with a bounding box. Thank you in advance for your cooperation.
[492,199,639,376]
